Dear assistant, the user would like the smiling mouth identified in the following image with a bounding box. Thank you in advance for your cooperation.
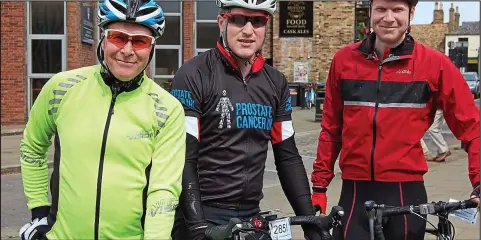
[239,39,255,43]
[116,59,135,64]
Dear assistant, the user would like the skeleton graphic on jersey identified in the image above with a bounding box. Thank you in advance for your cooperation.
[216,90,234,129]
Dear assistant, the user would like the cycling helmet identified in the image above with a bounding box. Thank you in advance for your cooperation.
[98,0,165,38]
[216,0,277,15]
[369,0,418,7]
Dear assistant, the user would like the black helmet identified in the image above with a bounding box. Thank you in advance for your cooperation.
[370,0,418,7]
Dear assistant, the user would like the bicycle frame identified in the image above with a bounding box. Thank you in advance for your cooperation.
[426,211,452,240]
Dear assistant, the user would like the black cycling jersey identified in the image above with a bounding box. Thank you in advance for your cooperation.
[170,41,314,233]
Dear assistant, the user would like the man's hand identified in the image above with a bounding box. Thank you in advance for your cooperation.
[312,191,328,215]
[19,217,49,240]
[470,184,480,205]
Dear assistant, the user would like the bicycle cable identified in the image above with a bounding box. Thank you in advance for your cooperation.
[407,209,441,236]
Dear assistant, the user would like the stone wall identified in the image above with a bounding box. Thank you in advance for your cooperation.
[262,20,273,59]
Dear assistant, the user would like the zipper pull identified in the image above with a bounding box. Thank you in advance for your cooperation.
[111,85,120,115]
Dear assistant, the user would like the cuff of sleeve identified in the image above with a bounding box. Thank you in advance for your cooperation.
[312,186,327,193]
[31,206,50,220]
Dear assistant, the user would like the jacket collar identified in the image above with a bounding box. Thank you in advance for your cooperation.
[357,33,415,60]
[216,41,265,74]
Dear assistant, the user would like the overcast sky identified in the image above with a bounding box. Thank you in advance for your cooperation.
[411,1,480,25]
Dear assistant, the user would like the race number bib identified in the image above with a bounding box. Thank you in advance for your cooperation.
[269,217,292,240]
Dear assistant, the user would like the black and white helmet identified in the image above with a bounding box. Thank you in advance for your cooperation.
[98,0,165,38]
[216,0,277,15]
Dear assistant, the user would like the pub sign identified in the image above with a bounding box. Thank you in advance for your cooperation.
[279,1,313,37]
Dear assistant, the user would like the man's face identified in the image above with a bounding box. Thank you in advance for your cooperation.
[102,22,154,81]
[370,0,414,45]
[217,8,269,59]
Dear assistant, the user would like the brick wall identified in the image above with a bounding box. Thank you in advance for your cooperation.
[273,2,355,82]
[67,2,97,70]
[1,2,26,124]
[411,23,449,53]
[183,2,194,63]
[262,20,273,59]
[316,2,355,82]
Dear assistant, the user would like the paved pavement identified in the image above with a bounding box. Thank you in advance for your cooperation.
[1,107,480,239]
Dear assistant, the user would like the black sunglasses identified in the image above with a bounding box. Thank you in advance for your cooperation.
[224,13,269,28]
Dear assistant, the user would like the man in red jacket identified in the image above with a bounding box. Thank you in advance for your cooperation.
[311,0,480,239]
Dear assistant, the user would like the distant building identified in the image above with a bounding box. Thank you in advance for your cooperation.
[445,21,480,73]
[410,1,461,53]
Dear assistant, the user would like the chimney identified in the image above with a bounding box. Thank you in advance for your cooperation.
[454,6,460,31]
[449,3,455,31]
[433,0,444,24]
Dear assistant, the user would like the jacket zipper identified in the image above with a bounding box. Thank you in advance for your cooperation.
[240,76,249,209]
[94,85,119,240]
[370,63,383,181]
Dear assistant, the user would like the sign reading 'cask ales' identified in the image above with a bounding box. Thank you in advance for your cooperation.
[279,1,313,37]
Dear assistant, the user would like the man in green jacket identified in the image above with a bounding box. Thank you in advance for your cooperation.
[19,0,185,239]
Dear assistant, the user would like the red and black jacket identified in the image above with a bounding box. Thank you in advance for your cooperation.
[312,34,480,189]
[170,41,314,232]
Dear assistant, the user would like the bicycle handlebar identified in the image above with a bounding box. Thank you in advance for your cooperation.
[289,205,344,229]
[365,199,478,240]
[205,206,345,240]
[365,199,478,217]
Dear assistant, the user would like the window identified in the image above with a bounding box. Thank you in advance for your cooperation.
[152,1,182,89]
[27,1,67,112]
[195,1,220,55]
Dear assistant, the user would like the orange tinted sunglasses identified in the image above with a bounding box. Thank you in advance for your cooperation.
[105,29,155,50]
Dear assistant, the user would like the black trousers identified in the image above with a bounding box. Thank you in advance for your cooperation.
[335,180,428,240]
[171,204,260,240]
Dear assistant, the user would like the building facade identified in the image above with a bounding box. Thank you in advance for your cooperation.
[0,1,469,125]
[445,22,480,73]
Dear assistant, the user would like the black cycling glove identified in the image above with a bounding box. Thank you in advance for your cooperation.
[19,206,50,240]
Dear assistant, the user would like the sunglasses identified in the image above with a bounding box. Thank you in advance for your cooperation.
[104,29,155,50]
[224,13,269,28]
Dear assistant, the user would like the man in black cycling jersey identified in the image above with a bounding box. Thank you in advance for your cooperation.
[170,0,321,239]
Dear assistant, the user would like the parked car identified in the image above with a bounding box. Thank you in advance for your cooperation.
[462,72,480,98]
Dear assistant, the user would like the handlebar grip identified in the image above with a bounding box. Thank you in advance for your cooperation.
[442,199,479,210]
[205,218,242,240]
[290,215,332,230]
[380,206,412,217]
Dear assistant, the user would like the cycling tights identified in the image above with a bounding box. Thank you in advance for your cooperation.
[334,180,427,240]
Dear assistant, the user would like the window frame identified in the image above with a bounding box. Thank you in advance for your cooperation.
[194,1,219,55]
[26,1,67,114]
[151,2,183,81]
